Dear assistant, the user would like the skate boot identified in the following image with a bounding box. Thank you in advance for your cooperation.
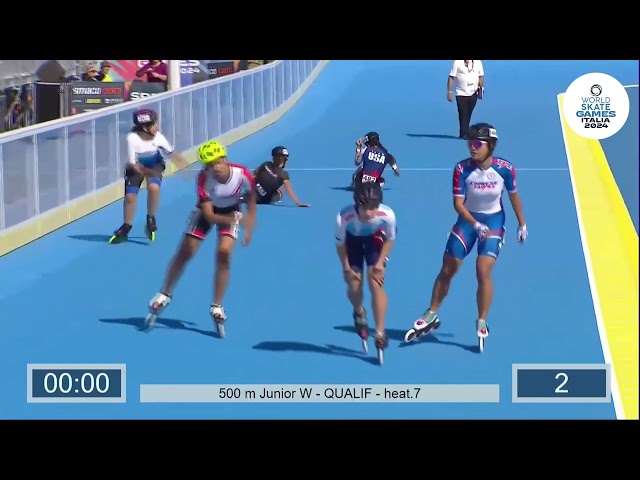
[145,292,171,329]
[353,308,369,353]
[210,304,227,338]
[404,310,441,342]
[374,331,388,365]
[477,319,489,353]
[145,215,157,242]
[109,223,132,244]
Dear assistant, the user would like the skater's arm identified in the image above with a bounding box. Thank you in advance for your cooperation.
[508,191,526,227]
[336,244,351,272]
[168,151,189,171]
[453,196,477,227]
[452,165,476,226]
[378,240,394,266]
[243,188,257,237]
[378,211,397,264]
[200,201,238,225]
[334,214,351,271]
[383,149,400,176]
[282,170,308,206]
[503,163,526,227]
[355,139,364,166]
[127,133,161,177]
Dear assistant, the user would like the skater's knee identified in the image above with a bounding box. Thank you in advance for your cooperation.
[177,237,199,262]
[475,256,495,282]
[147,182,161,193]
[440,254,461,280]
[124,193,137,205]
[216,247,232,267]
[366,268,384,288]
[347,277,363,292]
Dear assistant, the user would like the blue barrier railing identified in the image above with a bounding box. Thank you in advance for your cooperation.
[0,60,321,234]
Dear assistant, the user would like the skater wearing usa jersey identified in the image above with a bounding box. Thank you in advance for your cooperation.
[145,140,257,337]
[351,131,400,189]
[404,123,528,352]
[335,182,397,364]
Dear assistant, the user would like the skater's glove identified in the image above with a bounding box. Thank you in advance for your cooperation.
[474,222,489,240]
[517,225,528,243]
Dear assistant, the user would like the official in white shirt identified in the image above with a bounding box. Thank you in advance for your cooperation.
[447,60,485,139]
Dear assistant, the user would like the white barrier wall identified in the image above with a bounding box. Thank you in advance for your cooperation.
[0,60,329,256]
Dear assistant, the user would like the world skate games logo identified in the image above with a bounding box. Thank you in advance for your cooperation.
[562,72,630,140]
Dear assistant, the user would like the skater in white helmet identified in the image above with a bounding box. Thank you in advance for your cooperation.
[403,123,528,352]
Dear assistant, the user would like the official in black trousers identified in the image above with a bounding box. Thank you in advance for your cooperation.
[447,60,485,139]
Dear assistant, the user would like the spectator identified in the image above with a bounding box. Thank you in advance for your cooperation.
[136,60,168,85]
[2,87,20,132]
[246,60,265,70]
[81,63,100,81]
[447,60,485,139]
[3,85,34,131]
[96,61,114,82]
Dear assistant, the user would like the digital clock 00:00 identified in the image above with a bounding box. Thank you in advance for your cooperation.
[27,364,126,403]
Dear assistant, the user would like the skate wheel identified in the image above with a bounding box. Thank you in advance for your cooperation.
[216,322,226,338]
[362,339,369,354]
[377,348,384,366]
[478,336,485,353]
[404,328,417,343]
[144,313,157,330]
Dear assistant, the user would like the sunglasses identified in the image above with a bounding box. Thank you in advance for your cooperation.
[467,139,487,150]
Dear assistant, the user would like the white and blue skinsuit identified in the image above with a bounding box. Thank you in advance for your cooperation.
[445,157,517,259]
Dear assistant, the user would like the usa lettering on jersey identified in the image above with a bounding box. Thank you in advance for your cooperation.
[367,150,386,164]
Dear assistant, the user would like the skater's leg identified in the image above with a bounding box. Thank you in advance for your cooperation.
[475,255,496,322]
[110,166,144,243]
[429,253,462,313]
[346,270,365,316]
[161,234,202,296]
[365,232,390,352]
[156,208,210,299]
[474,211,505,334]
[147,234,201,323]
[420,218,474,319]
[213,229,237,307]
[408,225,470,337]
[367,266,387,337]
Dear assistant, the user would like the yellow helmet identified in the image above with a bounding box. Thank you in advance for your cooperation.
[198,140,227,165]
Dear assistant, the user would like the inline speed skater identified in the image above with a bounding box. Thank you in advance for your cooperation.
[404,123,528,352]
[253,146,310,207]
[335,182,397,365]
[109,108,189,244]
[351,131,400,189]
[145,140,257,337]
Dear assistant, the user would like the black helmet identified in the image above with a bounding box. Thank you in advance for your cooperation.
[363,131,379,146]
[354,182,383,209]
[271,146,289,157]
[133,108,158,126]
[468,123,498,143]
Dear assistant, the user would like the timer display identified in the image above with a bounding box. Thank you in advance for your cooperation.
[27,364,126,403]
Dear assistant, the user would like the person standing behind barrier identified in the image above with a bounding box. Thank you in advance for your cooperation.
[96,61,114,82]
[109,109,189,244]
[447,60,484,139]
[81,63,100,82]
[136,60,168,86]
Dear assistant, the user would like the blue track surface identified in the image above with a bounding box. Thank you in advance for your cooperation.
[1,60,638,419]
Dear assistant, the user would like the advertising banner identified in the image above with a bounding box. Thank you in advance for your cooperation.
[128,81,168,101]
[207,61,237,80]
[65,82,126,115]
[102,60,241,86]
